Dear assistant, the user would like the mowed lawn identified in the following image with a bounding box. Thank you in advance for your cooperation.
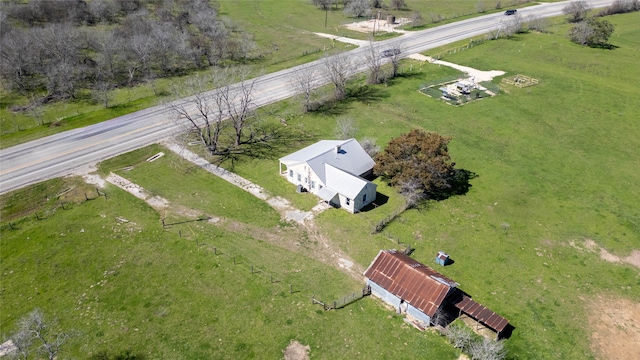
[2,11,640,360]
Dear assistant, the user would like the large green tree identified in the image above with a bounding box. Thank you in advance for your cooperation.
[570,17,616,46]
[374,129,457,203]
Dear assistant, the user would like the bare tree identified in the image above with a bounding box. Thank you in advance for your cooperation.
[365,41,383,84]
[391,0,407,11]
[92,30,124,81]
[169,75,225,155]
[129,33,154,78]
[563,1,591,23]
[387,42,403,78]
[430,307,451,327]
[445,323,474,350]
[476,1,486,13]
[322,52,352,100]
[399,178,425,209]
[468,338,507,360]
[13,309,68,360]
[224,74,258,147]
[525,14,549,33]
[289,68,318,112]
[344,0,371,18]
[0,28,38,94]
[34,22,83,99]
[27,94,45,125]
[359,137,380,158]
[334,116,357,139]
[94,78,114,108]
[311,0,333,10]
[503,13,525,37]
[8,327,33,360]
[410,12,424,28]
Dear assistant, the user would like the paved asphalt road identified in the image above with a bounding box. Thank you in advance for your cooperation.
[0,0,614,195]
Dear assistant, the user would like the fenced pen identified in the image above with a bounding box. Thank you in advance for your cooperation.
[312,286,371,310]
[501,74,539,88]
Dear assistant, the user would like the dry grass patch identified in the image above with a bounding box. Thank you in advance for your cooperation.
[588,296,640,360]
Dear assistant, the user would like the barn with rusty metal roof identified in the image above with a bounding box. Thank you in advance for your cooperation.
[364,249,512,338]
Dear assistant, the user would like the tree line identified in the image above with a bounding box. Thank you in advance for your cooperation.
[0,0,256,105]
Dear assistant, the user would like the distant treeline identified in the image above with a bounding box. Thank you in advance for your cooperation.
[0,0,257,102]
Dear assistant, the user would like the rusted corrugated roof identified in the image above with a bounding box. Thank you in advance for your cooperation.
[454,295,510,333]
[364,250,459,317]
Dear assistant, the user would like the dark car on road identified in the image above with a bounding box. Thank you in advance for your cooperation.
[504,9,517,15]
[381,49,401,58]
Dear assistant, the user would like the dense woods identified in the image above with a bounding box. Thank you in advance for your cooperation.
[0,0,256,103]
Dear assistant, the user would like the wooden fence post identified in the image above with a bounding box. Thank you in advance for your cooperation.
[214,247,217,255]
[289,284,293,294]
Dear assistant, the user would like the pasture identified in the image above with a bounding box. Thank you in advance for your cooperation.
[2,10,640,360]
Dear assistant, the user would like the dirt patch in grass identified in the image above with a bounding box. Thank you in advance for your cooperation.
[569,239,640,270]
[587,296,640,360]
[283,340,310,360]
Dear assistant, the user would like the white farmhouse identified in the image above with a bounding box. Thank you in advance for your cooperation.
[279,139,377,213]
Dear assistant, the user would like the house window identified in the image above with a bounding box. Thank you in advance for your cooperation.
[289,170,293,177]
[363,194,367,202]
[297,173,301,182]
[311,181,315,189]
[304,177,308,184]
[346,198,350,206]
[319,185,323,190]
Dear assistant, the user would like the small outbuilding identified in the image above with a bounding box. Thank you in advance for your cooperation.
[364,249,460,327]
[364,249,512,338]
[436,251,449,266]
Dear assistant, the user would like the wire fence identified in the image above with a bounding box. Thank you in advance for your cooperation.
[3,185,371,313]
[312,286,371,311]
[2,187,108,231]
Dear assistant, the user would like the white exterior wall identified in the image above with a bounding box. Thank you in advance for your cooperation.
[336,183,377,213]
[353,183,377,211]
[284,163,324,193]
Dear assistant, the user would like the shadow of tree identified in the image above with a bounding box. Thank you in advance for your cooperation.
[430,168,478,201]
[589,43,619,50]
[89,350,146,360]
[210,122,312,170]
[310,84,390,116]
[346,84,389,104]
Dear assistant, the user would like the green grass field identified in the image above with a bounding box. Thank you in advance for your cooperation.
[2,9,640,360]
